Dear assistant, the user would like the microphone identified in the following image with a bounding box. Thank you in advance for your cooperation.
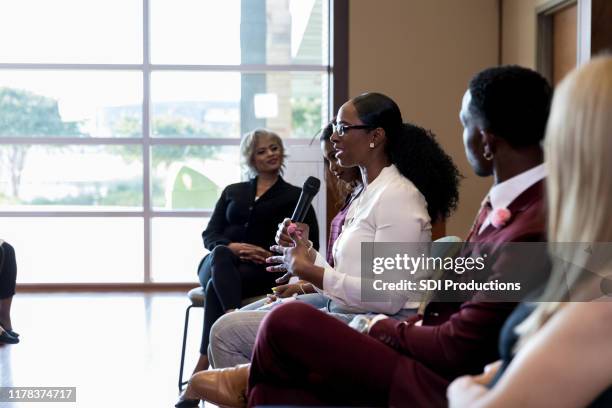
[290,176,321,222]
[274,176,320,285]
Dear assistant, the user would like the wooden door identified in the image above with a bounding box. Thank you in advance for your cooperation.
[552,4,578,85]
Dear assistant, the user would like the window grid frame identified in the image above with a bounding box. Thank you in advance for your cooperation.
[0,0,333,284]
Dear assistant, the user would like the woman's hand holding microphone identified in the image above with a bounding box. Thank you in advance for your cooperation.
[266,218,320,286]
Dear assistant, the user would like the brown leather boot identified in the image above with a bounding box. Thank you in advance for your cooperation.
[189,364,249,408]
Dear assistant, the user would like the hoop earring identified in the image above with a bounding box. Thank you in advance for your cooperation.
[483,151,494,161]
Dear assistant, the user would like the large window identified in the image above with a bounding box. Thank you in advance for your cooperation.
[0,0,331,284]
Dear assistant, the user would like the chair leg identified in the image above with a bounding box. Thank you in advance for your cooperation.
[178,305,193,392]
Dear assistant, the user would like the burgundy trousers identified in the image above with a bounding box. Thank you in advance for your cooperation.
[247,302,407,407]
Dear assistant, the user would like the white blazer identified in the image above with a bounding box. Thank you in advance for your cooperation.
[313,164,431,314]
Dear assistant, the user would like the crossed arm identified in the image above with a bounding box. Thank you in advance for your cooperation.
[447,302,612,408]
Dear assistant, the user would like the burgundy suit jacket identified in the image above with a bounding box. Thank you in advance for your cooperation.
[369,180,547,408]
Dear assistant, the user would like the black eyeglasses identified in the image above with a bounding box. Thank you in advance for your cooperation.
[332,123,376,137]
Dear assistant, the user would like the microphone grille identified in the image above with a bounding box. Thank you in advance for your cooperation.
[303,176,321,195]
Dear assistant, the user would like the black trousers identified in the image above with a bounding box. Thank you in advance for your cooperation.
[0,242,17,299]
[197,245,281,354]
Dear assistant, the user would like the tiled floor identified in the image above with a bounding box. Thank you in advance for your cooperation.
[0,292,212,408]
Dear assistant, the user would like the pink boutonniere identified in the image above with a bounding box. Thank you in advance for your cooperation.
[491,208,512,228]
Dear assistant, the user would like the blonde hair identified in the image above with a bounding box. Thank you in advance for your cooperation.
[240,128,287,178]
[517,56,612,342]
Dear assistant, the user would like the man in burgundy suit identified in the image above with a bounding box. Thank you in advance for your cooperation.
[189,66,553,408]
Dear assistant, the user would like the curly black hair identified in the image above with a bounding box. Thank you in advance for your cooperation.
[393,123,461,223]
[352,93,461,223]
[468,65,552,147]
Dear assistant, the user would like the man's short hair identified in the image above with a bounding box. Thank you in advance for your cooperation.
[469,65,553,147]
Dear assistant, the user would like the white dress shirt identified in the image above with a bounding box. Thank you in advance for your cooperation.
[479,163,546,234]
[312,164,432,314]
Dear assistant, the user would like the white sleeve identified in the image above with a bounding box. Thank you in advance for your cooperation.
[309,250,333,295]
[323,185,430,314]
[313,251,329,268]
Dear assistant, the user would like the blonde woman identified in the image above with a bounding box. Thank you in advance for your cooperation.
[448,56,612,408]
[176,129,319,407]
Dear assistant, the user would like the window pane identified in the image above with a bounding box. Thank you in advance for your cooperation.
[0,145,143,209]
[151,218,208,282]
[150,72,240,138]
[0,71,143,138]
[151,145,240,210]
[1,217,143,283]
[0,0,142,63]
[151,0,328,65]
[151,71,328,138]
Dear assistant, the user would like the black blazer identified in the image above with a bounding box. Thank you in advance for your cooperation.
[202,177,319,252]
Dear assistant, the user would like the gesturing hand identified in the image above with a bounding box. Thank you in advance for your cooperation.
[266,225,316,283]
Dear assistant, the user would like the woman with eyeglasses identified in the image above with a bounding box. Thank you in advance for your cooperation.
[183,129,320,379]
[184,92,461,407]
[266,92,461,315]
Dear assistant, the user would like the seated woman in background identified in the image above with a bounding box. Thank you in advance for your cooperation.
[0,239,19,344]
[245,119,362,302]
[447,56,612,408]
[185,128,319,379]
[200,120,364,372]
